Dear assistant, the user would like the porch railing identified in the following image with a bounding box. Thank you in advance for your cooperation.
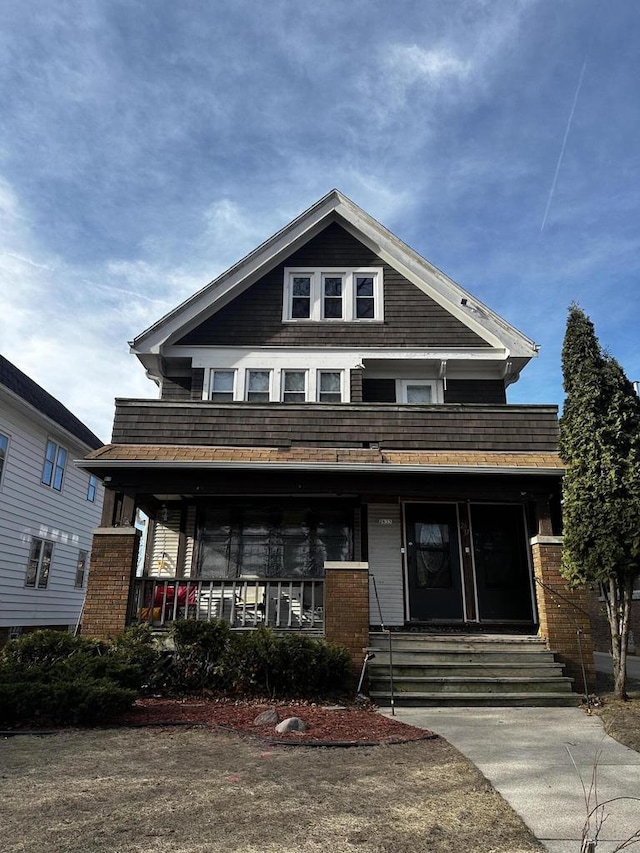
[130,577,324,632]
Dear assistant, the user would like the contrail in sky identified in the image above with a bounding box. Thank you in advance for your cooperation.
[540,57,588,233]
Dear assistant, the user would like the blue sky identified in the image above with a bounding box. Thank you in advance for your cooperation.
[1,0,638,442]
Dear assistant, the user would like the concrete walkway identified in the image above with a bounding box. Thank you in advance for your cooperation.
[594,651,640,680]
[386,706,640,852]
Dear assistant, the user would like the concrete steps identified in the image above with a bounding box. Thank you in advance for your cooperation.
[367,632,578,707]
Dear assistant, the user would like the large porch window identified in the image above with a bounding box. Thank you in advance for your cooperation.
[195,502,353,579]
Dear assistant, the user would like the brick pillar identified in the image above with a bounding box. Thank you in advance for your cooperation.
[82,527,141,641]
[531,535,596,691]
[323,561,370,672]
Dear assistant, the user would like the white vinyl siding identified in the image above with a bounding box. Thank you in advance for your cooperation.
[367,503,405,626]
[0,391,103,629]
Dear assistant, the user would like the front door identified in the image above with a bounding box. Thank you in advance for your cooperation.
[470,503,534,622]
[405,503,464,621]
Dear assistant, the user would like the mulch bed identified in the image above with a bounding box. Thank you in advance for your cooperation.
[108,697,434,745]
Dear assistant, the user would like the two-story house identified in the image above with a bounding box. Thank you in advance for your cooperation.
[78,190,595,702]
[0,355,104,642]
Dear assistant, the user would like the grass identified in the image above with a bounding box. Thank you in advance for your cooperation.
[1,727,543,853]
[592,671,640,753]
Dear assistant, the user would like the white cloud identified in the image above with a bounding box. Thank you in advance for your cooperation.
[386,45,471,88]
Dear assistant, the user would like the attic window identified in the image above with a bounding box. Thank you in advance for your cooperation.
[283,268,383,322]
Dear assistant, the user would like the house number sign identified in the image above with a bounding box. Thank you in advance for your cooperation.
[378,518,394,525]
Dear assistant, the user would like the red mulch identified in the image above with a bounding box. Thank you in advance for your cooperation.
[109,697,434,745]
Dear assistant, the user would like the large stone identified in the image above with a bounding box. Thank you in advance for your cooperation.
[275,716,307,734]
[253,708,280,726]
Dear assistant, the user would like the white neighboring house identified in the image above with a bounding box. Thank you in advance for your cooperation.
[0,355,104,642]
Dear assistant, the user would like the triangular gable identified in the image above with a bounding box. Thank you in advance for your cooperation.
[131,189,537,360]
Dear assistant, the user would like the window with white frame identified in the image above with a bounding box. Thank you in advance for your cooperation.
[75,549,88,588]
[318,370,342,402]
[42,440,67,491]
[210,369,236,402]
[246,370,271,402]
[87,474,98,502]
[25,537,53,588]
[398,380,440,404]
[0,432,8,484]
[283,268,383,322]
[282,370,307,403]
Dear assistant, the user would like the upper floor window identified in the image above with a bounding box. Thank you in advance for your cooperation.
[42,440,67,491]
[246,370,271,402]
[0,432,8,484]
[87,474,98,502]
[318,371,342,402]
[283,268,383,322]
[25,537,53,588]
[210,369,236,402]
[397,380,443,404]
[282,370,307,403]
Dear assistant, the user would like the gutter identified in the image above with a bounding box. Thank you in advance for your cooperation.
[74,459,564,476]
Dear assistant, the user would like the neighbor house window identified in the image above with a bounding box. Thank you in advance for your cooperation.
[0,432,8,484]
[318,371,342,402]
[283,268,383,322]
[25,537,53,588]
[282,370,307,403]
[246,370,271,402]
[42,440,67,490]
[87,475,98,502]
[75,549,88,588]
[210,370,236,402]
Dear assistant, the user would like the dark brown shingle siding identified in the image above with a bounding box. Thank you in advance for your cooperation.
[112,400,559,452]
[178,222,490,349]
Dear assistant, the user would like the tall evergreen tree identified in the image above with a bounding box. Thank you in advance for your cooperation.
[560,304,640,699]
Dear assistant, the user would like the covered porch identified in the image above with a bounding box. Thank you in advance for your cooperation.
[77,446,595,688]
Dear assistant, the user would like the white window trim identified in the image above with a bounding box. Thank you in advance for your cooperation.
[316,369,345,403]
[281,369,309,403]
[75,549,88,588]
[397,379,443,404]
[283,267,384,322]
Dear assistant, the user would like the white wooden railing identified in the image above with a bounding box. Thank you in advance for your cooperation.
[130,577,324,632]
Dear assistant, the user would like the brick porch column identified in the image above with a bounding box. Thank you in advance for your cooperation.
[81,527,141,641]
[323,561,370,673]
[531,535,596,691]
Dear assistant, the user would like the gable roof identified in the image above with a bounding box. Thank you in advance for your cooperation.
[0,355,103,450]
[131,189,538,362]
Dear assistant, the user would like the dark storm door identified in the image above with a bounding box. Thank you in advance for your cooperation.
[470,504,534,622]
[405,504,464,621]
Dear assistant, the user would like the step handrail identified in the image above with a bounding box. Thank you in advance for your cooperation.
[369,573,395,715]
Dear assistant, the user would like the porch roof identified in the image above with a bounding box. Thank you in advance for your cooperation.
[79,444,564,476]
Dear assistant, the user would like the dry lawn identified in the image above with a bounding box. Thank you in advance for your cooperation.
[1,727,543,853]
[594,672,640,753]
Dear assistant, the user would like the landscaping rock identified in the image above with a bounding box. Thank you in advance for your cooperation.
[253,708,280,726]
[275,716,307,734]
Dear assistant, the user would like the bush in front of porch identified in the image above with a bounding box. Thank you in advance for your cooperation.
[0,622,353,727]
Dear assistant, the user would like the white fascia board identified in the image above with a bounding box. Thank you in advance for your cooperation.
[167,344,509,365]
[131,189,537,361]
[333,201,537,358]
[74,458,563,477]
